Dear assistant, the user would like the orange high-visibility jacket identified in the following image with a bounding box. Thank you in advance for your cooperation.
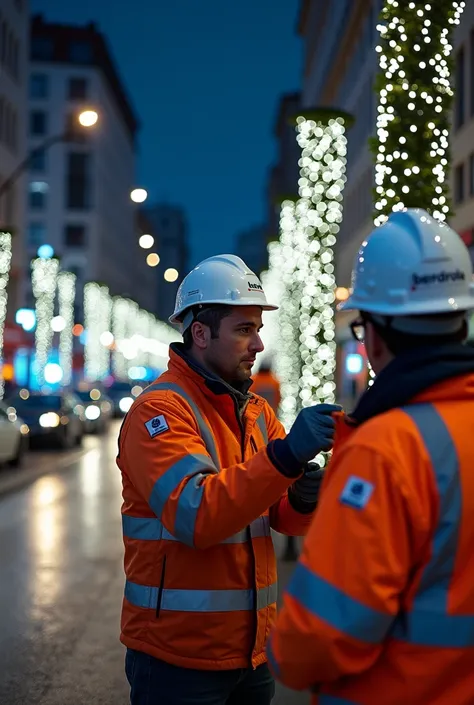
[252,370,281,414]
[117,346,313,671]
[268,373,474,704]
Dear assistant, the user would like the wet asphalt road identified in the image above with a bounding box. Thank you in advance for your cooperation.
[0,422,308,705]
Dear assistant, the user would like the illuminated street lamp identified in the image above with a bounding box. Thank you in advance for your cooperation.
[78,109,99,128]
[146,253,160,267]
[164,268,179,282]
[139,234,154,249]
[130,188,148,204]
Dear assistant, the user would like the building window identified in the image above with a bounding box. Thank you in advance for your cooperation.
[31,37,54,61]
[68,77,88,100]
[455,47,465,129]
[64,224,87,247]
[66,152,92,210]
[30,110,47,136]
[30,73,49,99]
[455,163,465,204]
[28,222,46,247]
[30,148,47,172]
[29,181,48,210]
[69,41,93,64]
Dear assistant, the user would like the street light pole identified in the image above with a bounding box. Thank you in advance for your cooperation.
[0,132,67,201]
[0,110,99,201]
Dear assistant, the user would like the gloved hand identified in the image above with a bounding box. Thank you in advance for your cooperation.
[284,403,342,464]
[288,464,325,514]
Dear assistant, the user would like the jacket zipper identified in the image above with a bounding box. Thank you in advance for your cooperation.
[232,396,258,668]
[155,555,167,618]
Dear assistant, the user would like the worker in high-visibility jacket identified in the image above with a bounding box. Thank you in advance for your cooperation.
[117,254,340,705]
[268,208,474,705]
[252,360,281,415]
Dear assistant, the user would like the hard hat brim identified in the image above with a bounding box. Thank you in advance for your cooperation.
[339,292,474,315]
[169,300,279,326]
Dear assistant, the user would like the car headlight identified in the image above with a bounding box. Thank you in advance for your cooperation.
[85,404,101,421]
[20,424,29,435]
[119,396,133,413]
[39,412,61,428]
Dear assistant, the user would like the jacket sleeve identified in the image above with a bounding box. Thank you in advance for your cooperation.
[118,392,302,550]
[267,443,416,691]
[264,403,315,536]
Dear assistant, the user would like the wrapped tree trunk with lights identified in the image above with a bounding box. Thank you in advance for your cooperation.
[372,0,465,224]
[292,109,352,468]
[32,256,59,387]
[274,199,304,432]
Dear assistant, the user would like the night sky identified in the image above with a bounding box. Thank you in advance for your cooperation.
[30,0,302,267]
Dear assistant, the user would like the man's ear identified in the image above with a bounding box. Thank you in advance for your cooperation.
[191,321,210,350]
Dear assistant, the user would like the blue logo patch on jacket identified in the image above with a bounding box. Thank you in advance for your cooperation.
[145,414,169,438]
[340,475,374,510]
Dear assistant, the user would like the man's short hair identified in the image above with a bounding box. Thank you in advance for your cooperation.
[363,311,468,355]
[182,304,233,350]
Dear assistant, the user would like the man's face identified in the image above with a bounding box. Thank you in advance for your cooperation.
[202,306,264,384]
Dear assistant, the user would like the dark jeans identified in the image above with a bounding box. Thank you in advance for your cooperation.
[125,648,275,705]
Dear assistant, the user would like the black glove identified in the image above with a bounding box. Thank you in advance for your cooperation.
[284,403,341,464]
[288,464,325,514]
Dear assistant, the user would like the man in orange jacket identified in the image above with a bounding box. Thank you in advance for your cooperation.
[252,361,281,415]
[117,254,340,705]
[268,208,474,704]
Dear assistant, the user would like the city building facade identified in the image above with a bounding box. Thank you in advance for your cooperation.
[235,223,267,275]
[26,15,145,320]
[265,92,301,242]
[143,203,189,322]
[0,0,29,328]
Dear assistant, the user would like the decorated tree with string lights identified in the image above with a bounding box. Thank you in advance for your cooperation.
[371,0,465,225]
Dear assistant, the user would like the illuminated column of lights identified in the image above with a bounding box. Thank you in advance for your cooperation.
[99,286,112,378]
[32,256,59,386]
[259,241,284,366]
[149,319,181,371]
[372,0,465,226]
[0,232,12,397]
[111,297,130,379]
[144,310,156,368]
[135,308,151,368]
[84,283,111,381]
[57,271,76,386]
[125,299,140,366]
[294,116,349,456]
[273,199,303,431]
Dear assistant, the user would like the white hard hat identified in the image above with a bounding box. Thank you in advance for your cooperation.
[169,254,278,331]
[340,208,474,316]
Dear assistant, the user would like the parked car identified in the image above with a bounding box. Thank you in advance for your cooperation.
[74,388,113,433]
[6,391,85,449]
[105,381,142,417]
[0,401,29,467]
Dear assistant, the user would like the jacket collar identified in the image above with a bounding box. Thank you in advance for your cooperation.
[350,343,474,425]
[168,343,252,407]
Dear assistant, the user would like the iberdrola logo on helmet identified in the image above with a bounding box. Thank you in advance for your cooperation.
[411,269,466,291]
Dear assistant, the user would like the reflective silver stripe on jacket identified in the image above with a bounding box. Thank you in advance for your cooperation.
[391,403,474,648]
[124,579,278,612]
[123,513,271,544]
[255,411,268,444]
